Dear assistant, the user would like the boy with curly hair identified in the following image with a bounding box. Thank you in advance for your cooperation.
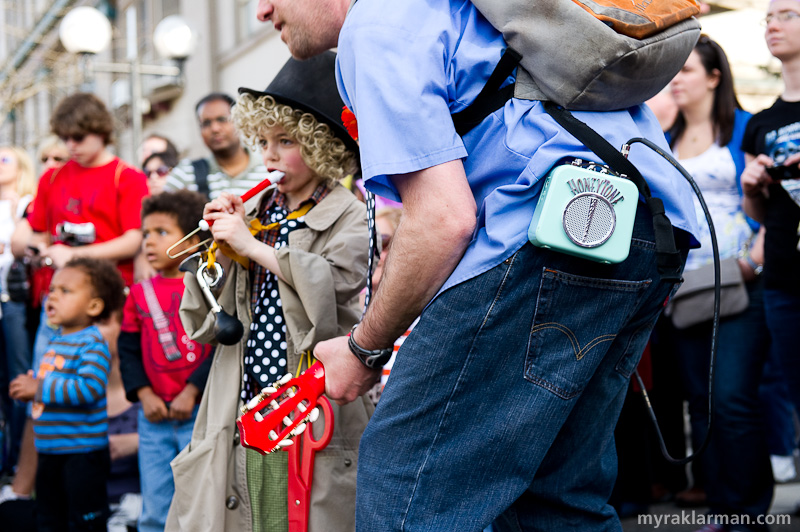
[118,190,214,532]
[168,52,371,532]
[9,257,126,532]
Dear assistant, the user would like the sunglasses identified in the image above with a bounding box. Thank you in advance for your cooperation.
[59,133,86,143]
[147,165,172,178]
[41,155,67,164]
[0,155,14,165]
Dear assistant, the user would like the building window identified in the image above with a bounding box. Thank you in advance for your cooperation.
[237,0,261,41]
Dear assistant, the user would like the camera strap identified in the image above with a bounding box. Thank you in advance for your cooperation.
[542,102,683,282]
[141,279,182,362]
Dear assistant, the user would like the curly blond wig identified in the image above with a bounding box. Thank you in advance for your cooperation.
[233,93,359,186]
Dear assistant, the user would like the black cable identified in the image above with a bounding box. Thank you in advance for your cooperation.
[625,136,720,466]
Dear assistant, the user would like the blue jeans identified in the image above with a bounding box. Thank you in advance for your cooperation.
[764,289,800,416]
[673,278,774,531]
[2,300,31,468]
[759,348,796,457]
[137,406,197,532]
[356,207,682,531]
[2,300,31,379]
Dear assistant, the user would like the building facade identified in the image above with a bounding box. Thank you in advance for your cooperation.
[0,0,290,170]
[0,0,783,175]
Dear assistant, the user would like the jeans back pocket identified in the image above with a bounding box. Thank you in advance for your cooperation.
[525,267,650,399]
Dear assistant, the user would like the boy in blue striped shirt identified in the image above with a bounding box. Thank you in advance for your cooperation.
[10,257,126,532]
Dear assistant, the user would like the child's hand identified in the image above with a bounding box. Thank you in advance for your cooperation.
[109,433,138,461]
[169,383,199,421]
[9,371,37,402]
[203,193,245,219]
[209,212,257,259]
[138,387,168,423]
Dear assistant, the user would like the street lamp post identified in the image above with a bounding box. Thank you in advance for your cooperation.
[59,5,196,158]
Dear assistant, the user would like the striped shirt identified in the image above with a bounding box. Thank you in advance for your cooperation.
[32,325,110,454]
[164,149,270,199]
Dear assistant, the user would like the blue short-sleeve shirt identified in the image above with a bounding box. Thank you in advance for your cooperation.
[336,0,700,294]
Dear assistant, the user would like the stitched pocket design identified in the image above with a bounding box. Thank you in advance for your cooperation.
[524,267,650,399]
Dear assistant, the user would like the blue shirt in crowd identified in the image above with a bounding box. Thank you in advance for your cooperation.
[336,0,700,296]
[32,325,109,454]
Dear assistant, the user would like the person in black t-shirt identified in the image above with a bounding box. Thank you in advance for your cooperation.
[741,0,800,460]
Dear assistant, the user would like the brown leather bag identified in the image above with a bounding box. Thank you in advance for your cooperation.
[573,0,700,39]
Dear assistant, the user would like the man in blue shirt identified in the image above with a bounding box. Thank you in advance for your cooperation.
[258,1,699,530]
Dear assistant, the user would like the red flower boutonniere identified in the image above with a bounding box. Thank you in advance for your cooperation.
[341,106,359,142]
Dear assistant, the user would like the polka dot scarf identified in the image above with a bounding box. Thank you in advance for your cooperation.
[241,185,328,401]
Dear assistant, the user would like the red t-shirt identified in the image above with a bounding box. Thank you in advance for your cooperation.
[28,158,148,286]
[121,275,212,402]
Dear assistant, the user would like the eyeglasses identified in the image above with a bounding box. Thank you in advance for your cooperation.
[41,155,67,164]
[147,165,172,178]
[0,155,14,165]
[59,133,86,143]
[763,11,800,25]
[200,116,232,129]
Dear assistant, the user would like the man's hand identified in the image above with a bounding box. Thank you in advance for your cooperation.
[41,244,75,269]
[9,371,37,402]
[169,383,199,420]
[314,336,381,405]
[741,153,774,199]
[138,387,168,423]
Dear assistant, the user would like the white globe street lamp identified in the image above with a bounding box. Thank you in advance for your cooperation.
[58,6,195,161]
[58,6,112,55]
[154,15,197,61]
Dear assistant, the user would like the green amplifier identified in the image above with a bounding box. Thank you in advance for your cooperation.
[528,161,640,264]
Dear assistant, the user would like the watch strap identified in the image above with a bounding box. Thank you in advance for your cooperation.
[348,324,392,369]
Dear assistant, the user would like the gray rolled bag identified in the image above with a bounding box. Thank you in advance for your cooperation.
[471,0,702,111]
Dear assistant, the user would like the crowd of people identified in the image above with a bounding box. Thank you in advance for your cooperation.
[0,1,797,531]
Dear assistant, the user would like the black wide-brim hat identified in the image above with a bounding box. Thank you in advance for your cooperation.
[238,51,359,156]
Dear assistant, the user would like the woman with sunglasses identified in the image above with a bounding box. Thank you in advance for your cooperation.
[142,150,179,196]
[665,36,774,532]
[36,135,69,174]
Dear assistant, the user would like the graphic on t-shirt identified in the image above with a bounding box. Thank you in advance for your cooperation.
[764,121,800,209]
[764,121,800,164]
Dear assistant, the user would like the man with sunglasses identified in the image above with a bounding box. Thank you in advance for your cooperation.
[164,92,269,200]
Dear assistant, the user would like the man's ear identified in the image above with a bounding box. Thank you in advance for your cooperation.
[86,297,105,319]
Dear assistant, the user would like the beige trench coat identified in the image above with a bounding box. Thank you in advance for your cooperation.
[166,184,373,532]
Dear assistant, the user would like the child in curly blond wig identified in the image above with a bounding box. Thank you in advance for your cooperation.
[168,52,372,532]
[233,93,358,186]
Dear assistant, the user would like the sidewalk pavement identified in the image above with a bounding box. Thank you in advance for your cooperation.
[622,482,800,531]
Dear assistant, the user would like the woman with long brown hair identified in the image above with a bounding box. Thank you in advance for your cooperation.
[666,35,773,531]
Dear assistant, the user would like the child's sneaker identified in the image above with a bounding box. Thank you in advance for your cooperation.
[0,484,31,505]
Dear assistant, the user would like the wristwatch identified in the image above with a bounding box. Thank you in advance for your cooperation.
[348,324,393,369]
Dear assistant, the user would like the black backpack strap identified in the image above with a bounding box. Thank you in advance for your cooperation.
[543,101,683,282]
[451,48,522,137]
[191,158,211,200]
